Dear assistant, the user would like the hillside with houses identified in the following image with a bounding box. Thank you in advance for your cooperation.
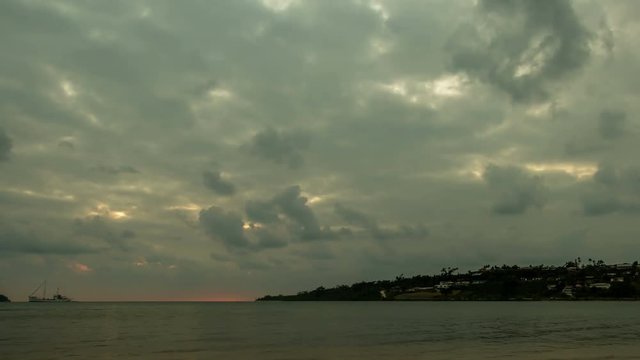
[257,259,640,301]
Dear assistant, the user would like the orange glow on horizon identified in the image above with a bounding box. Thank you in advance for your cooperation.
[176,296,254,302]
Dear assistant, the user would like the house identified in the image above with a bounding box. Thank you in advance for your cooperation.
[615,263,633,270]
[408,287,434,292]
[562,286,574,297]
[590,283,611,290]
[435,281,454,290]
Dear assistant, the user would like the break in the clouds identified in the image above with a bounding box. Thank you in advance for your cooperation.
[1,0,639,301]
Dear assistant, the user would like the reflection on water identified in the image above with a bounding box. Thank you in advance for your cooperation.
[1,302,639,359]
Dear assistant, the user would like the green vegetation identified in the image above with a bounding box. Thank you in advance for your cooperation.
[257,259,640,301]
[0,294,10,302]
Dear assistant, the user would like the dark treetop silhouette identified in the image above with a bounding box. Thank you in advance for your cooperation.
[258,259,640,301]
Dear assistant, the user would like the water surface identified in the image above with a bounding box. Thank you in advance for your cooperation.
[1,301,638,359]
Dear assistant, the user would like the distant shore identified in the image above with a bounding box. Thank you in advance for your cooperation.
[258,259,640,301]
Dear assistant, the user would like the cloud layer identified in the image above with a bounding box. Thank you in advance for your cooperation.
[1,0,639,300]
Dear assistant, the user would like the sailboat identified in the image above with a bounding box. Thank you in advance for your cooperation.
[28,281,72,302]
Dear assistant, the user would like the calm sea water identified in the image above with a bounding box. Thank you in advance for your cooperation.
[1,301,639,359]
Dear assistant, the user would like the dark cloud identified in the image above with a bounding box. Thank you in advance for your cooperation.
[209,252,232,263]
[199,206,249,249]
[249,128,310,169]
[0,128,12,161]
[582,194,623,216]
[582,163,640,215]
[272,186,323,240]
[202,170,236,196]
[254,229,288,249]
[564,139,607,157]
[593,163,618,186]
[334,204,386,239]
[598,109,627,139]
[483,164,546,215]
[57,139,75,151]
[449,0,591,102]
[334,204,429,240]
[73,216,136,251]
[597,17,615,55]
[582,194,640,216]
[592,164,640,193]
[0,221,99,255]
[393,224,431,239]
[245,199,279,224]
[198,185,333,253]
[244,186,338,244]
[334,204,378,230]
[294,246,335,261]
[92,165,139,175]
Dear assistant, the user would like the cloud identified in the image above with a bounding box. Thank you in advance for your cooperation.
[243,186,326,240]
[271,185,324,239]
[0,222,99,255]
[254,229,288,249]
[598,109,626,139]
[334,204,428,240]
[483,164,546,215]
[334,203,378,230]
[449,0,591,103]
[0,128,12,161]
[92,165,139,175]
[582,194,624,216]
[73,216,136,251]
[202,170,236,196]
[592,163,618,186]
[249,128,310,169]
[245,199,279,224]
[582,163,640,216]
[592,163,640,193]
[57,139,75,151]
[199,206,249,249]
[198,185,330,252]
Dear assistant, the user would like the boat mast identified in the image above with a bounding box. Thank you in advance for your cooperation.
[43,280,47,299]
[30,281,45,297]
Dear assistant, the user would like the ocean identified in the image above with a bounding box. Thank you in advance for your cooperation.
[1,301,639,359]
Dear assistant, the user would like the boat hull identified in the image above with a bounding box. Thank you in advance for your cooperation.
[28,296,72,303]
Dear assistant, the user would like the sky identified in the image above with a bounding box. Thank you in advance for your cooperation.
[1,0,639,301]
